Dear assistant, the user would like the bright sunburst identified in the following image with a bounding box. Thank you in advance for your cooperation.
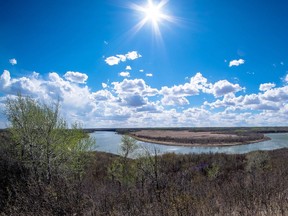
[130,0,174,37]
[143,1,164,24]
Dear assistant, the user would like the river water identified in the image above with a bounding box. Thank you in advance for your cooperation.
[90,131,288,155]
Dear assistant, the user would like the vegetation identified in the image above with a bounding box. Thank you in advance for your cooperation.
[129,130,267,146]
[0,94,94,215]
[115,126,288,134]
[1,128,288,215]
[0,95,288,215]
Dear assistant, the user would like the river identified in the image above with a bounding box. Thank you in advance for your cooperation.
[90,131,288,156]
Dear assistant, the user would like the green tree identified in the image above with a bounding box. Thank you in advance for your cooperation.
[4,94,94,183]
[108,135,138,187]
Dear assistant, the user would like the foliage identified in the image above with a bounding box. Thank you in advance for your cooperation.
[84,148,288,215]
[108,135,138,186]
[205,163,220,180]
[1,122,288,215]
[245,151,271,173]
[4,94,95,182]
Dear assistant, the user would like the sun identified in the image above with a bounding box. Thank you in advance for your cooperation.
[143,1,163,24]
[129,0,174,37]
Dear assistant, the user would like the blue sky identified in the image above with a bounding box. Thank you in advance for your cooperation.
[1,0,288,128]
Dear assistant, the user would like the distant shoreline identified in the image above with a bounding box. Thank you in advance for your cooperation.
[129,135,271,147]
[128,130,271,147]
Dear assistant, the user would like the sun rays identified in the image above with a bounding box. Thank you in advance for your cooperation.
[129,0,175,38]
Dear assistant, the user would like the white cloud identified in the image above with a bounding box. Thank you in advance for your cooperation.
[241,93,258,105]
[229,59,245,67]
[285,74,288,82]
[158,73,207,106]
[124,94,148,107]
[112,78,158,96]
[126,65,132,70]
[160,83,199,98]
[136,102,163,113]
[206,83,288,115]
[139,69,144,72]
[0,70,43,96]
[9,58,17,65]
[261,86,288,102]
[105,51,141,66]
[92,89,115,101]
[259,83,275,91]
[105,56,121,66]
[119,72,130,77]
[161,95,189,106]
[2,69,288,128]
[160,72,210,100]
[64,71,88,84]
[126,51,142,60]
[116,55,126,62]
[0,70,11,89]
[208,80,243,97]
[146,73,153,77]
[158,72,244,106]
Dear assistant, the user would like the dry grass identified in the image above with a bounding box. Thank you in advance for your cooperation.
[132,130,238,139]
[130,129,267,146]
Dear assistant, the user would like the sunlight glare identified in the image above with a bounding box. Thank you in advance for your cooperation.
[129,0,174,37]
[144,1,162,23]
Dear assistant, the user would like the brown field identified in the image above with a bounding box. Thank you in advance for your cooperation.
[130,129,269,146]
[132,130,238,139]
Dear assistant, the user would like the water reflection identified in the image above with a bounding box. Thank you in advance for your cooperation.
[90,132,288,155]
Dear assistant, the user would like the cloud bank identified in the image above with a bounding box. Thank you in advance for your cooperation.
[1,68,287,128]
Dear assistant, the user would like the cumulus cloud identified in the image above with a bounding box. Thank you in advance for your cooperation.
[0,70,11,89]
[92,89,115,101]
[2,69,288,128]
[229,59,245,67]
[105,51,141,66]
[116,55,126,62]
[64,71,88,84]
[158,72,244,106]
[0,70,43,96]
[160,83,199,98]
[159,72,210,102]
[124,94,147,107]
[126,65,132,70]
[285,74,288,82]
[208,80,244,97]
[206,83,288,116]
[112,78,158,96]
[139,69,144,72]
[9,58,17,65]
[136,103,163,113]
[119,72,130,77]
[105,56,122,66]
[126,51,142,60]
[259,83,276,91]
[161,95,189,106]
[241,94,260,105]
[261,86,288,102]
[146,73,153,77]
